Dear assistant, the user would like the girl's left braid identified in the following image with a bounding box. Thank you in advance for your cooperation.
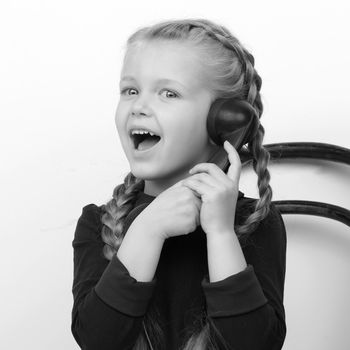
[187,21,273,236]
[215,31,273,234]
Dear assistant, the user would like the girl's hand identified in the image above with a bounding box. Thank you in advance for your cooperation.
[135,181,202,241]
[181,141,241,237]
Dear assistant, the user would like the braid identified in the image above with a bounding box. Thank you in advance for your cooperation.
[238,124,273,241]
[100,172,168,348]
[226,37,273,241]
[184,22,273,243]
[100,172,144,261]
[217,31,273,240]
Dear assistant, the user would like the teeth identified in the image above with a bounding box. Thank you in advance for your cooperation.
[131,129,156,136]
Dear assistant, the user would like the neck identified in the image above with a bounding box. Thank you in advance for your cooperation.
[143,171,189,197]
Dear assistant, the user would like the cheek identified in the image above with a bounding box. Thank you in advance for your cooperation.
[115,117,123,136]
[169,126,207,151]
[167,117,208,150]
[166,123,194,146]
[115,109,126,134]
[186,116,209,141]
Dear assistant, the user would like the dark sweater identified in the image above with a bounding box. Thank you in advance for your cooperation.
[71,190,287,350]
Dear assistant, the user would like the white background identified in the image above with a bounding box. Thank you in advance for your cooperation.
[1,0,350,349]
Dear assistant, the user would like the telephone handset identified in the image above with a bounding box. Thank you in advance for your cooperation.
[206,99,259,173]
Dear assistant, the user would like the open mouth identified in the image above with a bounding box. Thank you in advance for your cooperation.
[130,131,161,151]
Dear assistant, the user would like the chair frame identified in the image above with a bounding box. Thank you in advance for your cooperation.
[240,142,350,227]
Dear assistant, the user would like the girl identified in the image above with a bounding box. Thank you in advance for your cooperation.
[71,18,287,350]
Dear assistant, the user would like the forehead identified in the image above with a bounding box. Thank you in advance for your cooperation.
[121,41,209,90]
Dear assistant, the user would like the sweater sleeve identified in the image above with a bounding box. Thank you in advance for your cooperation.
[71,204,157,350]
[201,202,287,350]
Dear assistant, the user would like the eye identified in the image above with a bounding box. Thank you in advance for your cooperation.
[160,89,179,98]
[120,88,137,95]
[119,88,180,98]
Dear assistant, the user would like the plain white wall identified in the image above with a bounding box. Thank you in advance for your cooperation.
[1,0,349,349]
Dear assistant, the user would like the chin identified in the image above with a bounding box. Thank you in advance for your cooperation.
[129,165,159,180]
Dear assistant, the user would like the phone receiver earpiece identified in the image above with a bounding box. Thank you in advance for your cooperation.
[207,98,259,149]
[206,98,259,172]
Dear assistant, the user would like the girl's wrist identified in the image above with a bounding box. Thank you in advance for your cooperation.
[132,216,166,243]
[205,228,235,241]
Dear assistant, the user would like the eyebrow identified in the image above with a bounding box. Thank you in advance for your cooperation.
[120,76,188,90]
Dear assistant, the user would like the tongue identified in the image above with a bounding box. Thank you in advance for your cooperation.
[137,137,159,151]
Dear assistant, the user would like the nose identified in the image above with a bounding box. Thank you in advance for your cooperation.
[131,94,152,117]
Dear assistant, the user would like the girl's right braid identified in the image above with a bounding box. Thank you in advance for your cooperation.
[101,172,145,260]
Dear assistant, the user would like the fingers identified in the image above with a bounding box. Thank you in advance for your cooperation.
[182,177,216,203]
[189,162,230,185]
[168,178,185,189]
[223,140,241,182]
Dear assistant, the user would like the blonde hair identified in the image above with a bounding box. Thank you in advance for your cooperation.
[100,18,273,349]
